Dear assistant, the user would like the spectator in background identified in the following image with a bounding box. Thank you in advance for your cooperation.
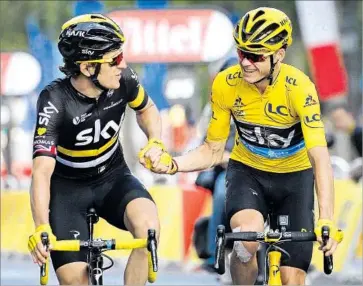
[330,107,362,157]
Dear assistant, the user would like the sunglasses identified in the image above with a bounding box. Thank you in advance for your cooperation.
[237,49,266,63]
[76,52,124,67]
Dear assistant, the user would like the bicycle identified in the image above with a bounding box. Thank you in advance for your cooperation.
[214,214,336,285]
[39,207,158,285]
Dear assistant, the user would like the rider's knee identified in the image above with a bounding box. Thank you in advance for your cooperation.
[56,264,88,285]
[130,214,160,240]
[58,275,88,285]
[232,227,259,263]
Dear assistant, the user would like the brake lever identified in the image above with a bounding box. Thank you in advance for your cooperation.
[322,226,333,275]
[214,225,226,275]
[40,232,49,285]
[147,229,158,272]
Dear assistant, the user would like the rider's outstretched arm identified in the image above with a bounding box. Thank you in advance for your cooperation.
[174,73,231,172]
[174,140,227,172]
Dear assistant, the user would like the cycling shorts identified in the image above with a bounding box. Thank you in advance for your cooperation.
[49,162,154,271]
[225,159,314,272]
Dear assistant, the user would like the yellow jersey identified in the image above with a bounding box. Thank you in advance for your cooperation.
[206,63,327,173]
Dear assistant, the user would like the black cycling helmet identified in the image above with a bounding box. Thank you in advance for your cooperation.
[58,13,125,62]
[58,14,125,89]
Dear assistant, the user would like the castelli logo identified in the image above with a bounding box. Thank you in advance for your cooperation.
[108,9,234,63]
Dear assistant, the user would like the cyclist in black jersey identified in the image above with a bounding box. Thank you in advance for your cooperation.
[28,14,166,285]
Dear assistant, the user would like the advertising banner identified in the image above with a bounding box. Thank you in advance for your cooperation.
[108,9,234,63]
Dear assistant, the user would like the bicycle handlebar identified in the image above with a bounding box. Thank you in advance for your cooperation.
[40,230,158,285]
[224,230,317,242]
[214,225,334,275]
[50,238,148,251]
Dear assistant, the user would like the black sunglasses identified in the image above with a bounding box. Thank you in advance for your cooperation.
[237,49,266,63]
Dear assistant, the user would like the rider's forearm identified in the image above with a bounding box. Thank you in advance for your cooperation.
[174,141,224,172]
[136,103,162,140]
[30,171,51,228]
[308,147,334,220]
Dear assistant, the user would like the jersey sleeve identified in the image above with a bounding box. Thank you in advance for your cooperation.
[124,66,149,111]
[290,81,327,149]
[32,89,63,159]
[206,74,231,142]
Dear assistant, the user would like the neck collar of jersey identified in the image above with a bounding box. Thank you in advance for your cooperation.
[246,66,282,94]
[67,77,106,102]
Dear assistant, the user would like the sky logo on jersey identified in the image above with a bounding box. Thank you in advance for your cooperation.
[304,94,317,107]
[304,113,323,128]
[75,119,120,146]
[38,101,59,126]
[234,120,304,158]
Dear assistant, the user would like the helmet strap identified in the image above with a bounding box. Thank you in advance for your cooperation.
[267,55,276,85]
[90,63,108,91]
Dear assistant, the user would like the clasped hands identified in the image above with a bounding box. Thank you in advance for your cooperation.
[138,138,178,174]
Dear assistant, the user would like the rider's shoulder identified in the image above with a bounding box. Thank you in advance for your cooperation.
[39,77,68,100]
[120,65,139,85]
[214,64,242,88]
[281,63,314,89]
[119,65,140,95]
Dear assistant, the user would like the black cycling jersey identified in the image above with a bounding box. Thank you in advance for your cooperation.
[32,66,149,179]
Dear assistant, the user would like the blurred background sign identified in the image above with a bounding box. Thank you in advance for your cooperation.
[0,52,41,96]
[107,9,234,63]
[296,1,348,102]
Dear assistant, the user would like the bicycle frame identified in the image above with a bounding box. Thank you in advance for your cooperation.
[267,249,282,285]
[40,207,158,285]
[87,208,104,285]
[215,216,334,285]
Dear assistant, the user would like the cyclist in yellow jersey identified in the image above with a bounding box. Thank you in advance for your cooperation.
[143,7,344,285]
